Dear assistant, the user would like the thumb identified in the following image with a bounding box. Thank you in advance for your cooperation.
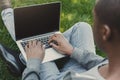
[50,43,59,49]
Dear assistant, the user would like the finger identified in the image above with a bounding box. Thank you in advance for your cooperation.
[28,41,33,48]
[51,34,58,39]
[37,41,42,47]
[48,36,58,43]
[42,45,45,51]
[37,40,42,45]
[54,33,62,37]
[37,41,44,49]
[33,40,37,47]
[48,38,53,43]
[50,43,59,49]
[53,33,58,37]
[25,45,29,52]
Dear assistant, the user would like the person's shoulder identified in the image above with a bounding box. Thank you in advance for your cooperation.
[80,60,108,80]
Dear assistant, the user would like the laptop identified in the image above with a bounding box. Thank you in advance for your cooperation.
[14,2,65,63]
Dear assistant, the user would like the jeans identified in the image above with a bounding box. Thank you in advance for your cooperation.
[1,8,96,80]
[1,8,15,41]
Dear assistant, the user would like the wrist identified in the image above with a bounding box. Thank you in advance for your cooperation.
[27,57,42,61]
[27,55,44,62]
[66,47,74,56]
[27,58,42,69]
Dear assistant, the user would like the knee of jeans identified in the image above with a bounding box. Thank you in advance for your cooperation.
[73,22,92,32]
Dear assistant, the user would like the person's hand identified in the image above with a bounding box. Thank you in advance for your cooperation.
[25,40,45,61]
[49,34,73,55]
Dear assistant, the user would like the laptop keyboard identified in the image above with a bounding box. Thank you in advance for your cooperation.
[21,35,52,49]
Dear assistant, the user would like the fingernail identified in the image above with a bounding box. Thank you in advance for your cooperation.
[50,43,52,45]
[43,45,46,48]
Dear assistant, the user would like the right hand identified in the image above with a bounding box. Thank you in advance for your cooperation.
[25,40,45,61]
[49,34,73,55]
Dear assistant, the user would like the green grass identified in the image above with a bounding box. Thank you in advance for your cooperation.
[0,0,105,80]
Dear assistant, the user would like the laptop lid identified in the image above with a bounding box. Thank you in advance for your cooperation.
[14,2,61,41]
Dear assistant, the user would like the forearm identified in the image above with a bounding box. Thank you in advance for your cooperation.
[70,47,104,69]
[22,59,60,80]
[22,59,41,80]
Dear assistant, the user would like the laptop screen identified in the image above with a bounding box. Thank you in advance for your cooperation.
[14,2,60,40]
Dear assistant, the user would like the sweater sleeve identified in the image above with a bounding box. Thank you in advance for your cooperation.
[22,59,42,80]
[70,47,104,69]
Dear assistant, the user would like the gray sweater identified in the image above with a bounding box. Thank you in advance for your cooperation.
[22,47,105,80]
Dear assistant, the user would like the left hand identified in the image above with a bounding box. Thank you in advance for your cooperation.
[25,40,45,61]
[48,34,73,55]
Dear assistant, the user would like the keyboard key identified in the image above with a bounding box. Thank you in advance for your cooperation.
[21,35,52,50]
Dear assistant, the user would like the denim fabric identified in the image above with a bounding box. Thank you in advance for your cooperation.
[1,8,15,41]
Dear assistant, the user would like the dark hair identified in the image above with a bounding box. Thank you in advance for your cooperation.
[95,0,120,32]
